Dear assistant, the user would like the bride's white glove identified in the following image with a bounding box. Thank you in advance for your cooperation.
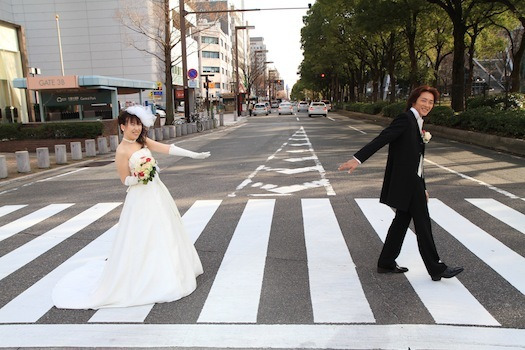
[169,144,210,159]
[124,176,139,186]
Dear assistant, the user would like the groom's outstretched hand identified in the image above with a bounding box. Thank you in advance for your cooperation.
[338,158,360,174]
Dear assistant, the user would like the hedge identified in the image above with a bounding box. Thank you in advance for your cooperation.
[0,122,104,141]
[466,93,525,110]
[381,102,405,118]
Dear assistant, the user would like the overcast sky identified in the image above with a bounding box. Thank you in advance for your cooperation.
[235,0,312,93]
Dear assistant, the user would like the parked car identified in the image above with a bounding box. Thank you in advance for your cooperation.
[308,101,328,117]
[321,100,332,111]
[271,100,279,108]
[297,101,309,112]
[278,102,294,115]
[252,103,269,116]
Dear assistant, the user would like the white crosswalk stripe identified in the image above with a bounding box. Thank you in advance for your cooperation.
[466,198,525,234]
[429,199,525,295]
[198,199,275,323]
[0,197,523,329]
[0,203,73,242]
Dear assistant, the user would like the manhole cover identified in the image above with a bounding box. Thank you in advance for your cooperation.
[83,160,114,167]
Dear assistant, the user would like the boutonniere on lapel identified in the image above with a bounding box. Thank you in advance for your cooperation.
[422,129,432,143]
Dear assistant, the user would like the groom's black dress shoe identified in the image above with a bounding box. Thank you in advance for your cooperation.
[377,265,409,274]
[431,266,464,281]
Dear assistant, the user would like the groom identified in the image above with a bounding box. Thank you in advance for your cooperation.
[338,85,463,281]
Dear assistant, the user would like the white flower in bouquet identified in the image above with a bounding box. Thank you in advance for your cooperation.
[133,156,157,184]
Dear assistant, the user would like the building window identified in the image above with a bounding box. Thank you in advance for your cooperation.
[202,51,220,58]
[203,66,220,73]
[202,36,219,44]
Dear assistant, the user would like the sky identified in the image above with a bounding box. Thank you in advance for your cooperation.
[234,0,312,93]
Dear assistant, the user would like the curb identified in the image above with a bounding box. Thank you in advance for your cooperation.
[338,110,525,157]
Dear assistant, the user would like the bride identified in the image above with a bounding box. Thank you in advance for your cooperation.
[52,106,210,309]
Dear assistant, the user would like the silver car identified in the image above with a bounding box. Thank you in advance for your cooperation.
[308,102,328,117]
[297,101,309,112]
[252,103,269,116]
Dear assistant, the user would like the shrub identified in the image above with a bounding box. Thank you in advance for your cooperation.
[381,102,405,118]
[457,107,525,138]
[0,122,104,140]
[362,101,389,115]
[426,106,458,127]
[466,93,525,111]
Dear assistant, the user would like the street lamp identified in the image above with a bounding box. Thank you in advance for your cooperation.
[263,61,273,100]
[235,25,255,119]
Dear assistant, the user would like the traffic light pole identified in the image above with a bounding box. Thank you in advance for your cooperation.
[179,0,190,123]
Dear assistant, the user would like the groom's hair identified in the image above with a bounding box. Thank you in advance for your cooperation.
[406,85,440,111]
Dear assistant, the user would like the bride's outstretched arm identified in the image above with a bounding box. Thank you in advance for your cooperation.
[145,137,210,159]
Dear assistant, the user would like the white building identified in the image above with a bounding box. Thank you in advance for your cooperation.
[0,0,199,121]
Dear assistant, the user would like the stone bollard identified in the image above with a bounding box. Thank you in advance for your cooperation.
[85,139,97,157]
[36,147,50,168]
[109,135,119,151]
[182,123,188,135]
[16,151,31,173]
[163,126,170,139]
[0,155,7,178]
[148,128,155,140]
[169,125,176,138]
[187,123,193,134]
[55,145,67,164]
[176,125,182,137]
[155,128,163,141]
[70,142,82,160]
[97,137,108,154]
[219,112,224,126]
[192,123,197,133]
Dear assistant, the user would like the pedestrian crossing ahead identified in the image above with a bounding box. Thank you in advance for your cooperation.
[0,197,523,330]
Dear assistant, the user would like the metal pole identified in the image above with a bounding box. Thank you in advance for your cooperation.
[179,0,190,122]
[55,14,65,76]
[234,27,240,120]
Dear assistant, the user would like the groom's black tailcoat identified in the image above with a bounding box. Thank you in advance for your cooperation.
[354,110,446,276]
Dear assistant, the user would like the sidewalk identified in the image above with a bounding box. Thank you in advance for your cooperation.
[0,113,246,183]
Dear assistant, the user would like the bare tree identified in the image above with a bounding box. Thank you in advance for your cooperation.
[117,0,217,124]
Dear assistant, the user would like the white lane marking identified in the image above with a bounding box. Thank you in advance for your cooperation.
[429,199,525,294]
[0,205,27,218]
[36,168,89,182]
[263,165,323,175]
[0,324,523,349]
[0,202,121,281]
[425,158,523,201]
[302,199,375,323]
[0,225,118,323]
[466,198,525,234]
[229,126,335,197]
[356,199,500,326]
[0,203,74,242]
[348,125,367,134]
[198,199,275,323]
[89,200,222,323]
[327,116,336,121]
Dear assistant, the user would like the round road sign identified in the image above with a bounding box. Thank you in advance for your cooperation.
[188,68,198,79]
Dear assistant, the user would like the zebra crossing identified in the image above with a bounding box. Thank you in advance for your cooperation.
[0,196,524,347]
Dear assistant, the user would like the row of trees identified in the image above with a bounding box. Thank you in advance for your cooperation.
[292,0,525,111]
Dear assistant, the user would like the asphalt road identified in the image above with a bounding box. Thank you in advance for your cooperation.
[0,110,524,349]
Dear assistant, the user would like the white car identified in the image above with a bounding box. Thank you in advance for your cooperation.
[321,100,332,111]
[308,102,328,117]
[252,103,269,116]
[278,102,294,115]
[297,101,309,112]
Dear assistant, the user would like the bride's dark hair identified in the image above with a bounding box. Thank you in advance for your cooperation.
[118,110,148,145]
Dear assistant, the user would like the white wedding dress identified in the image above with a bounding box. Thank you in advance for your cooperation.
[52,147,203,309]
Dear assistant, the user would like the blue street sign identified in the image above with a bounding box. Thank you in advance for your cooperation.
[188,68,198,79]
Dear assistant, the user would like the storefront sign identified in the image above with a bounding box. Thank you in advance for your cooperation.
[27,75,79,90]
[175,89,184,99]
[41,91,112,106]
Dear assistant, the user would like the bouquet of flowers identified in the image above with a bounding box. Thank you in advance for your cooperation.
[422,129,432,143]
[133,156,157,184]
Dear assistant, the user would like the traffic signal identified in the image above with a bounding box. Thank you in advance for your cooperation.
[321,73,325,78]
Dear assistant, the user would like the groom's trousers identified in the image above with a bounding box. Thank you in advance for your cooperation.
[377,177,447,276]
